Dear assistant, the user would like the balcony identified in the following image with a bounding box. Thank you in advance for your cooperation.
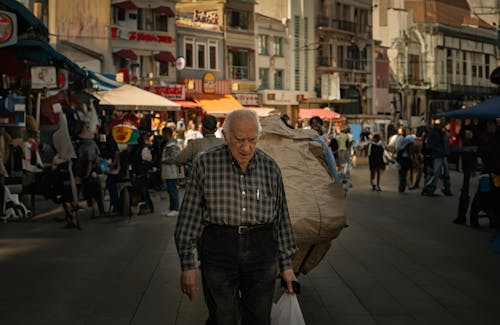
[317,56,368,71]
[316,17,369,34]
[230,65,249,80]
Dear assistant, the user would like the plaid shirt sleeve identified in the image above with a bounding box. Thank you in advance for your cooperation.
[174,160,205,271]
[274,168,298,271]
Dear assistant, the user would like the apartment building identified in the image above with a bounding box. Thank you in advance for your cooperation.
[374,0,498,126]
[314,0,373,115]
[35,0,178,87]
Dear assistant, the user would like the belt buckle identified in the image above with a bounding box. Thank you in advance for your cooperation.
[237,225,248,235]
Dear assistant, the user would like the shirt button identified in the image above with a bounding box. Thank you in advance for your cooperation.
[242,208,246,213]
[242,191,246,196]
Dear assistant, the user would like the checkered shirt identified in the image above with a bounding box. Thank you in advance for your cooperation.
[174,144,298,272]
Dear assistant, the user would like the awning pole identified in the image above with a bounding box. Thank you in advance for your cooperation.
[35,92,41,130]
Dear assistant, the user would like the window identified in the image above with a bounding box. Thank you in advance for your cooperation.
[228,10,248,29]
[138,8,168,31]
[114,7,126,23]
[155,13,168,32]
[158,62,169,76]
[230,51,249,80]
[259,35,269,55]
[408,54,420,82]
[259,68,269,89]
[185,39,194,68]
[197,44,206,69]
[446,49,453,77]
[209,41,217,70]
[274,70,283,90]
[274,37,283,57]
[485,54,490,79]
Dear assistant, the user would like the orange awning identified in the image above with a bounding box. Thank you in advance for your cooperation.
[189,94,244,116]
[173,100,201,109]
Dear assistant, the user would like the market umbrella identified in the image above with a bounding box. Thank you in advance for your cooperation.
[437,96,500,120]
[299,108,341,119]
[92,84,180,111]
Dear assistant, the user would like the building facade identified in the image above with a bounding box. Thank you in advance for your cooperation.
[374,0,498,127]
[314,0,373,115]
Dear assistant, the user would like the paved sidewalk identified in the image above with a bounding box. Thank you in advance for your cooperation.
[1,160,500,324]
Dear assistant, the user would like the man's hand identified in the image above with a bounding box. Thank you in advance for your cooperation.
[180,269,197,301]
[281,268,298,295]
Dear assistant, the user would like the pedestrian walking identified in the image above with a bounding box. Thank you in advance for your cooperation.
[421,120,452,196]
[176,115,224,167]
[396,128,416,193]
[368,133,385,191]
[160,127,181,217]
[409,128,428,190]
[174,109,298,325]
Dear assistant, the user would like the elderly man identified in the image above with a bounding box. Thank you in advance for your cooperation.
[174,109,298,325]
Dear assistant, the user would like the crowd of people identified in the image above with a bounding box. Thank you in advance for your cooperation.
[360,117,500,229]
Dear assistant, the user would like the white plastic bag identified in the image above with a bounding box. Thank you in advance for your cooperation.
[271,294,306,325]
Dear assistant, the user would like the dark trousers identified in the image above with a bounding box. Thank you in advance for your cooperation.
[200,224,278,325]
[165,179,179,211]
[133,175,154,213]
[82,177,105,214]
[398,158,412,192]
[106,176,119,213]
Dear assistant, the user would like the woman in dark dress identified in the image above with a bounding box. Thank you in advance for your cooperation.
[368,133,386,191]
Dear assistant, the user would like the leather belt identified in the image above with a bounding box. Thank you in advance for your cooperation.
[206,223,273,235]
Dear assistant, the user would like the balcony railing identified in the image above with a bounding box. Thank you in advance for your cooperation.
[230,65,249,80]
[317,56,368,71]
[316,16,369,33]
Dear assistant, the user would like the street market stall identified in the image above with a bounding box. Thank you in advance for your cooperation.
[92,84,181,111]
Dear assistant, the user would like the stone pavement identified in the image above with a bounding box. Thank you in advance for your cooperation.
[1,159,500,325]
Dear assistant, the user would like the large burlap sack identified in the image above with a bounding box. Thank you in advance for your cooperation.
[258,115,346,274]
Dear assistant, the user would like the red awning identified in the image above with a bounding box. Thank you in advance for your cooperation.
[113,49,137,60]
[112,1,137,10]
[154,51,175,63]
[153,6,175,17]
[299,108,341,119]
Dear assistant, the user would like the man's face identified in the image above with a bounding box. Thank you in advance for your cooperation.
[224,116,259,170]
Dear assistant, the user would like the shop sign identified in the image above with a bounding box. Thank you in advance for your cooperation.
[203,72,216,94]
[144,84,186,100]
[234,93,260,106]
[0,11,17,48]
[193,10,218,25]
[31,66,57,89]
[110,26,174,44]
[261,90,294,104]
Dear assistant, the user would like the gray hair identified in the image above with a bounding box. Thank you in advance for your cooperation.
[222,109,262,139]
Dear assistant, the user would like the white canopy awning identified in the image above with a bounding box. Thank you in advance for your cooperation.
[92,84,180,111]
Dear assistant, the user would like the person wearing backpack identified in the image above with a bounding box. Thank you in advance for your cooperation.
[396,128,416,193]
[421,120,453,197]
